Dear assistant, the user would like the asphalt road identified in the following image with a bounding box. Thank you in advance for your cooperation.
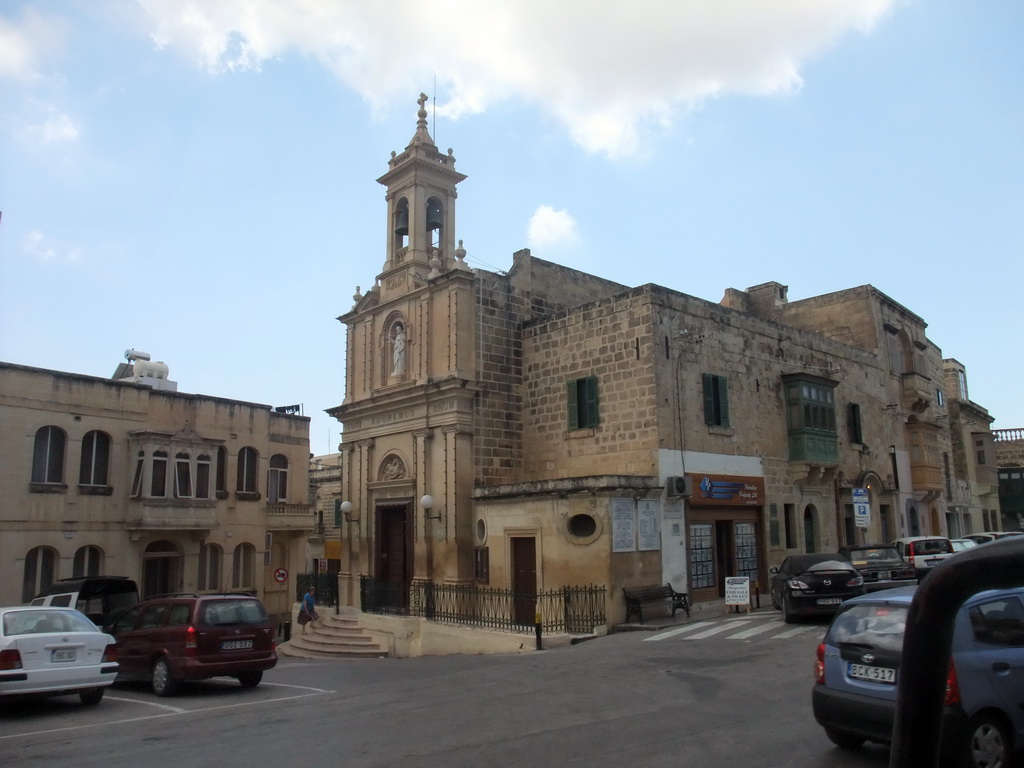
[0,612,1008,768]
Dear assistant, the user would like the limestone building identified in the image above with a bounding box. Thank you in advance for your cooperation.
[0,355,312,628]
[329,97,999,624]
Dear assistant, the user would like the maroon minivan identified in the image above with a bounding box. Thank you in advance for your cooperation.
[108,594,277,696]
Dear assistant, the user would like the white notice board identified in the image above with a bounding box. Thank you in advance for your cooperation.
[611,498,636,552]
[637,500,661,551]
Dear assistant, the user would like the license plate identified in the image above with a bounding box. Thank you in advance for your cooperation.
[926,558,943,566]
[51,648,77,663]
[848,663,896,683]
[877,571,891,580]
[816,598,842,605]
[221,639,253,651]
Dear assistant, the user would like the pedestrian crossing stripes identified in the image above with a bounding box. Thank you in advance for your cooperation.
[642,616,824,642]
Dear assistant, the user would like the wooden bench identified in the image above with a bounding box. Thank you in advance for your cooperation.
[623,584,691,624]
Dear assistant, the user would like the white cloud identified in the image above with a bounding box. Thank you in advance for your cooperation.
[0,8,66,81]
[22,107,79,143]
[135,0,898,156]
[24,230,81,263]
[528,206,579,250]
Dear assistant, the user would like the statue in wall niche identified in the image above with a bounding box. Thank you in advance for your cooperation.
[391,323,407,377]
[380,456,406,481]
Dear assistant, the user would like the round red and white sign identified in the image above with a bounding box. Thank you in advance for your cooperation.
[273,567,288,583]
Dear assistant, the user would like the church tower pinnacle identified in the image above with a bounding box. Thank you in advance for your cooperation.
[375,94,468,301]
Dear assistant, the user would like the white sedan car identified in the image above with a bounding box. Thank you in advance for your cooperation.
[0,606,118,705]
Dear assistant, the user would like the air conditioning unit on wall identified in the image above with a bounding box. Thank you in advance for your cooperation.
[666,476,692,498]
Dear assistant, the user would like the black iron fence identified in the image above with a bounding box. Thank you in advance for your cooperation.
[296,572,338,609]
[360,577,606,634]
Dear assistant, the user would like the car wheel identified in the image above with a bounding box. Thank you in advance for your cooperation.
[782,594,796,624]
[962,713,1011,768]
[79,687,104,706]
[151,657,179,697]
[237,671,263,689]
[824,727,865,750]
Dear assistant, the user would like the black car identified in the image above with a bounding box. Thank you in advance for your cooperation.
[838,545,917,592]
[770,553,866,623]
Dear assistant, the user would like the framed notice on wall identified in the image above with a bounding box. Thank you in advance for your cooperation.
[611,497,636,552]
[637,500,661,551]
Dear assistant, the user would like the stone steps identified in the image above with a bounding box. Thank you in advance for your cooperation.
[278,612,387,659]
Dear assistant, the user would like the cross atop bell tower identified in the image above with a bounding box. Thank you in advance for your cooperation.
[376,94,468,301]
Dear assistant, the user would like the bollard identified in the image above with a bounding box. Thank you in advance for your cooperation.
[535,611,543,650]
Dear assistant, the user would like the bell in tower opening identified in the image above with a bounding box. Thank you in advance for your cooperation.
[394,203,409,237]
[425,200,442,231]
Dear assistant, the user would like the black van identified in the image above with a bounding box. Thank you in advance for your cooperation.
[31,576,140,626]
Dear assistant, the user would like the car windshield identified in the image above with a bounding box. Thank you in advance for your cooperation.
[845,547,901,566]
[2,609,98,636]
[826,603,909,652]
[201,599,268,626]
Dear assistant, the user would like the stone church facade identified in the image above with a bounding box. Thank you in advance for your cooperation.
[329,97,1000,625]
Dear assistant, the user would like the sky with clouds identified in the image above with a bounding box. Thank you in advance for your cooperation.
[1,0,1021,454]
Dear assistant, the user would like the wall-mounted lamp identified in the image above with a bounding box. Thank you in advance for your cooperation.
[340,500,357,521]
[421,494,442,520]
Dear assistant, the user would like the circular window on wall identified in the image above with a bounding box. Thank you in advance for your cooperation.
[566,513,601,545]
[476,518,486,544]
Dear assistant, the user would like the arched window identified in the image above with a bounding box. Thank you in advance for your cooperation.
[79,431,111,486]
[151,450,168,497]
[198,543,222,591]
[196,454,211,499]
[32,426,66,485]
[268,454,288,503]
[174,452,192,498]
[73,545,102,577]
[237,447,259,494]
[22,546,58,602]
[232,543,255,590]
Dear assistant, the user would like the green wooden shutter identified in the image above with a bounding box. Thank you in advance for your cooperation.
[567,380,579,430]
[584,375,599,428]
[702,373,715,424]
[718,375,729,427]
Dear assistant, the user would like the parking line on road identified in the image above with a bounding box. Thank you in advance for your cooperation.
[104,695,186,713]
[261,682,334,694]
[643,621,715,642]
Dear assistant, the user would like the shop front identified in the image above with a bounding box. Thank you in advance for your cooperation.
[686,473,765,604]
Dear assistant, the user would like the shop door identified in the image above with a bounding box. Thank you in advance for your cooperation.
[376,504,410,609]
[715,522,735,598]
[511,537,537,627]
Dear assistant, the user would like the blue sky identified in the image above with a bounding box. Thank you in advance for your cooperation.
[1,0,1021,454]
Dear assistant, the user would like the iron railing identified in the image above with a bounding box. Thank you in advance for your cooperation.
[296,572,338,609]
[359,577,606,634]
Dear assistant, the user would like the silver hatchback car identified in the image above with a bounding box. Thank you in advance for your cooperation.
[813,585,1024,768]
